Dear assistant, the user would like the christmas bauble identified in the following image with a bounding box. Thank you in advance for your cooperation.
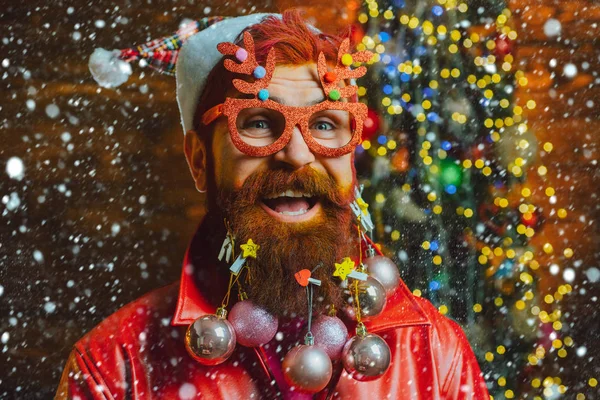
[312,315,348,360]
[364,255,400,295]
[282,345,333,393]
[185,314,236,365]
[342,333,391,381]
[228,300,278,347]
[358,276,387,317]
[439,159,463,187]
[494,34,514,58]
[362,108,381,141]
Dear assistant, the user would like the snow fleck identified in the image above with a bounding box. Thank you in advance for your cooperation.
[67,6,74,14]
[543,19,561,37]
[3,192,21,211]
[95,20,106,28]
[61,132,72,142]
[563,63,577,79]
[562,268,575,283]
[178,383,196,400]
[2,59,9,68]
[26,99,36,111]
[549,264,560,275]
[44,302,57,314]
[576,346,587,357]
[6,157,25,180]
[139,195,147,204]
[585,267,599,283]
[111,223,121,235]
[1,332,9,344]
[139,332,147,342]
[67,280,74,288]
[45,104,60,119]
[0,285,3,296]
[72,31,82,41]
[33,250,44,263]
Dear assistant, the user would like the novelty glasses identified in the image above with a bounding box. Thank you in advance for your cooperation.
[201,32,373,158]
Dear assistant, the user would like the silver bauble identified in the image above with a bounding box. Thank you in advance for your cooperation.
[352,277,387,317]
[185,314,236,365]
[282,345,333,393]
[364,255,400,295]
[342,333,391,381]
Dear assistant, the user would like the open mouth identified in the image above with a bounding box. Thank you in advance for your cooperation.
[260,190,321,222]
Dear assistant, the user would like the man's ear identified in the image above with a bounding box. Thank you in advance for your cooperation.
[183,130,208,193]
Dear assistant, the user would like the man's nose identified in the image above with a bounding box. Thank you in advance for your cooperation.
[272,125,315,169]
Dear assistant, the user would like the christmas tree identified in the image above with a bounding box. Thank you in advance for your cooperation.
[354,0,547,397]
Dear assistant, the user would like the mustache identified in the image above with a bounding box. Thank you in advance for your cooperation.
[220,167,352,209]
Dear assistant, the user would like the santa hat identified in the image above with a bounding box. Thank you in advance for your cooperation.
[89,13,276,135]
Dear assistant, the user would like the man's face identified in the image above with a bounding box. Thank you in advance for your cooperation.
[211,63,356,216]
[186,63,358,316]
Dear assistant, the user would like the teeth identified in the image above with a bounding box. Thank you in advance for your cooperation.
[279,209,308,216]
[264,190,312,199]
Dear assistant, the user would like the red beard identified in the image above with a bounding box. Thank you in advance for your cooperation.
[216,167,357,317]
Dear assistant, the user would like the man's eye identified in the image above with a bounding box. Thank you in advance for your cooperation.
[246,119,270,129]
[312,121,334,130]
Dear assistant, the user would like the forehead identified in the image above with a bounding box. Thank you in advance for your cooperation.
[265,63,325,107]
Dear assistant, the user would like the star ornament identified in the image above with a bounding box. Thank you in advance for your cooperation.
[356,198,369,215]
[240,239,260,259]
[334,257,356,281]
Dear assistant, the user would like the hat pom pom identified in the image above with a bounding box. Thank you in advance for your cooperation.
[89,48,132,88]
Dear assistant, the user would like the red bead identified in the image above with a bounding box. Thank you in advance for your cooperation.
[324,72,337,83]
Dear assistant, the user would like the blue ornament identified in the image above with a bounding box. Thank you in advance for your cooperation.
[445,185,457,195]
[383,85,393,95]
[257,89,269,101]
[428,280,441,291]
[393,0,405,8]
[441,141,452,151]
[400,73,411,82]
[432,5,444,17]
[253,66,266,79]
[377,135,387,145]
[379,32,390,43]
[427,112,440,123]
[430,241,439,251]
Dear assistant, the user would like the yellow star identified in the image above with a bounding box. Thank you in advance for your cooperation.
[333,257,355,281]
[240,239,260,259]
[356,198,369,215]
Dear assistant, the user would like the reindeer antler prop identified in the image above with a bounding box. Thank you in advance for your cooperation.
[217,31,276,98]
[317,38,373,100]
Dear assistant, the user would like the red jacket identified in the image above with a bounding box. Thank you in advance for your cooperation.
[56,224,489,399]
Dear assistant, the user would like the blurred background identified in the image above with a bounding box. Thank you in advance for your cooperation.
[0,0,598,398]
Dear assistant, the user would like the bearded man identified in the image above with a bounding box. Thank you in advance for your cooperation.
[57,11,489,399]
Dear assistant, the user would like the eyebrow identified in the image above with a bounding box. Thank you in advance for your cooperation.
[269,95,325,106]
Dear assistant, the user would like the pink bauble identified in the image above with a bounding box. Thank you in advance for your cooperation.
[312,315,348,360]
[364,255,400,295]
[228,300,278,347]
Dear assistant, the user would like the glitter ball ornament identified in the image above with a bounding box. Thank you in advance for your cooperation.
[364,255,400,295]
[185,309,236,366]
[282,344,333,393]
[228,300,278,347]
[342,332,391,381]
[352,276,387,317]
[312,315,348,360]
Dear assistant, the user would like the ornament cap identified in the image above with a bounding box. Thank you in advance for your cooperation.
[216,306,228,319]
[356,322,367,338]
[366,245,376,259]
[304,332,315,346]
